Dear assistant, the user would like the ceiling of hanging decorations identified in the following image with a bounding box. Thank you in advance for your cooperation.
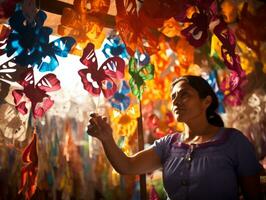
[1,1,266,199]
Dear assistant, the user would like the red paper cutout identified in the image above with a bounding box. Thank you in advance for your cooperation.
[220,70,246,106]
[78,43,125,98]
[19,131,38,200]
[146,112,175,139]
[181,0,216,47]
[213,18,244,78]
[12,68,61,119]
[149,185,160,200]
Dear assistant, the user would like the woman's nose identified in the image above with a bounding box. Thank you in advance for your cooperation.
[172,96,180,106]
[173,96,185,107]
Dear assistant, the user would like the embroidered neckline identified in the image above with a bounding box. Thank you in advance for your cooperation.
[171,127,229,149]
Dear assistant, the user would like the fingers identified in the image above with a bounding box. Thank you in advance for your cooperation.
[89,113,108,124]
[87,113,109,136]
[102,116,108,122]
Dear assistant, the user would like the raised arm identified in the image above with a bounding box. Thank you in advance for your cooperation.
[87,114,162,175]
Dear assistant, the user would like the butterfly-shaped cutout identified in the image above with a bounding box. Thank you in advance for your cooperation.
[102,35,129,59]
[0,103,29,144]
[78,42,125,99]
[0,58,27,101]
[181,11,210,48]
[128,56,154,100]
[37,36,76,72]
[12,68,61,119]
[109,80,130,111]
[19,131,38,200]
[6,8,75,71]
[180,0,216,47]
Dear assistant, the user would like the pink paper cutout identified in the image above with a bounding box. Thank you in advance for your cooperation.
[78,43,125,99]
[12,68,61,118]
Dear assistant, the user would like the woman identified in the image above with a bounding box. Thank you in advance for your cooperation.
[87,75,262,200]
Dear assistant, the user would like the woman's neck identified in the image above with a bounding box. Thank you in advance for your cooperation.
[183,120,220,144]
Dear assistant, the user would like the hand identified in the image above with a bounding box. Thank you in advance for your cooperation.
[87,113,113,142]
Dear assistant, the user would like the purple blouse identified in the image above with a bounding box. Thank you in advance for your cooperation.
[152,127,261,200]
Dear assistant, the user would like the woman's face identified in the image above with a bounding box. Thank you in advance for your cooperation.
[171,80,210,124]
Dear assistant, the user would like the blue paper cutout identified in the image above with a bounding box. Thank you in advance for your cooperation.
[6,9,75,72]
[102,35,129,59]
[109,80,130,111]
[38,37,75,72]
[203,70,225,113]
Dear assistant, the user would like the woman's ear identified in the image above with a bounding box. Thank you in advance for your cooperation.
[204,95,212,108]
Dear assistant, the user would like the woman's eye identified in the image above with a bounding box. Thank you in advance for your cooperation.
[181,92,188,97]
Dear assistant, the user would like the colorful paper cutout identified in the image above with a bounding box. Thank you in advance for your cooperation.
[221,0,237,23]
[115,0,160,56]
[180,0,217,47]
[6,9,75,71]
[109,104,139,138]
[146,111,176,139]
[78,43,125,98]
[12,68,61,118]
[220,70,245,106]
[202,71,225,113]
[160,17,182,38]
[213,18,244,77]
[109,80,130,111]
[58,0,108,55]
[128,56,154,100]
[19,131,38,200]
[149,185,160,200]
[102,35,128,59]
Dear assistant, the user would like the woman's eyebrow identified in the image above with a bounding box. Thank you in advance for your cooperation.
[171,88,187,98]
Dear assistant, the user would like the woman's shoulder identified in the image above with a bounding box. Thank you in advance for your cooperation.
[222,127,241,132]
[222,127,252,145]
[153,132,181,146]
[222,127,246,137]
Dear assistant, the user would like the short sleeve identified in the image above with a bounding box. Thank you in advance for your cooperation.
[151,134,176,164]
[235,131,261,176]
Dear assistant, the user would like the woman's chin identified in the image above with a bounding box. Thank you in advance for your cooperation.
[175,114,185,123]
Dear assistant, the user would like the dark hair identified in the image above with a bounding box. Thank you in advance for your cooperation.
[172,75,224,127]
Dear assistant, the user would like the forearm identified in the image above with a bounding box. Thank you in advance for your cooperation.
[101,137,133,175]
[87,114,161,175]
